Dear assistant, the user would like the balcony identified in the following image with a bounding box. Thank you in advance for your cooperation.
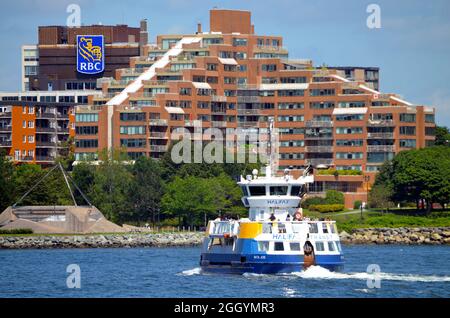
[36,112,56,119]
[0,112,12,118]
[149,132,168,139]
[304,134,334,140]
[36,141,57,148]
[237,108,260,115]
[305,146,334,153]
[36,127,56,133]
[305,120,333,128]
[150,145,168,152]
[367,120,395,127]
[211,121,227,128]
[0,125,12,132]
[0,140,12,147]
[367,132,394,139]
[211,95,227,102]
[35,156,55,162]
[149,119,168,126]
[367,145,395,152]
[237,95,260,103]
[306,158,334,166]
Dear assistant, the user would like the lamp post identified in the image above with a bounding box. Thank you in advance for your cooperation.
[362,175,370,221]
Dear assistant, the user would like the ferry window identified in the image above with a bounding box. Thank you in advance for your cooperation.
[315,242,325,252]
[335,241,342,252]
[328,242,336,252]
[330,224,337,234]
[258,241,269,252]
[249,186,266,196]
[274,242,284,251]
[308,223,318,233]
[270,186,288,195]
[290,243,301,251]
[241,186,249,196]
[322,223,329,234]
[291,185,302,196]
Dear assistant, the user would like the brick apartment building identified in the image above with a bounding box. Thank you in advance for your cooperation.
[0,9,436,207]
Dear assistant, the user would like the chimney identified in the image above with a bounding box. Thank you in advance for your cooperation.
[251,24,255,34]
[197,22,202,34]
[139,19,148,56]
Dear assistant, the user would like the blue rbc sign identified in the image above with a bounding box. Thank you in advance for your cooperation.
[77,35,105,74]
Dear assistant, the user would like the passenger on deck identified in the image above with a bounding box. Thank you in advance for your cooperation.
[293,211,303,221]
[269,213,276,222]
[286,214,291,221]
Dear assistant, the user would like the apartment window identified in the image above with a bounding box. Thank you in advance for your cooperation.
[278,90,304,97]
[75,139,98,148]
[170,63,195,72]
[24,65,38,76]
[238,65,247,72]
[40,96,56,103]
[120,139,146,148]
[234,52,247,60]
[336,165,362,171]
[28,106,34,114]
[224,90,236,97]
[280,140,304,147]
[58,96,75,103]
[28,121,34,128]
[120,113,145,121]
[280,77,307,83]
[277,115,304,122]
[336,127,363,134]
[261,103,275,110]
[366,165,382,172]
[367,152,395,163]
[22,120,26,128]
[279,153,304,160]
[400,113,416,122]
[120,126,145,135]
[262,77,277,84]
[425,114,435,123]
[336,152,363,159]
[336,139,363,147]
[279,128,305,135]
[278,103,304,110]
[76,113,98,122]
[22,107,27,114]
[338,101,366,108]
[224,64,236,72]
[179,87,191,96]
[310,89,335,96]
[310,102,334,109]
[197,114,210,121]
[335,114,364,121]
[77,96,88,104]
[224,77,236,84]
[370,113,393,121]
[22,135,26,143]
[206,76,218,84]
[179,101,192,108]
[425,127,436,136]
[75,126,98,135]
[262,64,277,72]
[197,101,209,109]
[400,126,416,135]
[28,135,34,143]
[400,139,416,148]
[28,150,34,158]
[219,51,233,58]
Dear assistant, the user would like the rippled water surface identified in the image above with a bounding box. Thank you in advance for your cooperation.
[1,245,449,297]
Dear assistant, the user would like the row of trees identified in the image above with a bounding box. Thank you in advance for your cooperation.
[369,145,450,213]
[0,146,260,226]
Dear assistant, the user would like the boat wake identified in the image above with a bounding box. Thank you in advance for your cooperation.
[284,266,450,283]
[179,267,203,276]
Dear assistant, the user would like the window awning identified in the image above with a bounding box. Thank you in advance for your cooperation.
[332,107,368,115]
[165,107,185,114]
[192,82,211,89]
[218,58,238,65]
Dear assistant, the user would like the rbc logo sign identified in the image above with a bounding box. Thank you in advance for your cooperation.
[77,35,104,74]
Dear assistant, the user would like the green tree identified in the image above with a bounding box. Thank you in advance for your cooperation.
[324,190,345,205]
[0,150,14,210]
[435,126,450,146]
[129,156,164,224]
[88,149,134,223]
[369,184,395,212]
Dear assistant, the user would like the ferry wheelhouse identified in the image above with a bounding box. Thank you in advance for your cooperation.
[200,122,344,274]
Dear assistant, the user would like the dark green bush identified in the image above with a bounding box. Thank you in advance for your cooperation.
[302,196,326,209]
[0,228,33,235]
[309,204,345,213]
[324,190,345,205]
[354,200,362,209]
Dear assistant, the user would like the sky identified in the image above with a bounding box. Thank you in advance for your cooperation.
[0,0,449,126]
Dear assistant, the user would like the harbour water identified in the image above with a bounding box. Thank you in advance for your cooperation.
[0,245,449,298]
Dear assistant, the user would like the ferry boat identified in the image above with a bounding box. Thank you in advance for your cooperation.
[200,121,344,274]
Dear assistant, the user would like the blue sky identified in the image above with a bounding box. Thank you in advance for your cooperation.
[1,0,449,126]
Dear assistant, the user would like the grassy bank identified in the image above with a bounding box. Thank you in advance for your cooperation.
[304,210,450,233]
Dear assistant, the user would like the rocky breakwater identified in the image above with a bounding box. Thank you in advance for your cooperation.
[339,227,450,245]
[0,232,204,249]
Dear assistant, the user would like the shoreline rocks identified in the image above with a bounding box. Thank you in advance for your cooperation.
[1,227,449,249]
[0,232,204,249]
[339,227,450,245]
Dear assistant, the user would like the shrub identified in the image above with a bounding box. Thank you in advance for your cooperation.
[354,200,362,209]
[317,169,362,176]
[309,204,345,213]
[324,190,345,205]
[0,228,33,235]
[302,196,326,209]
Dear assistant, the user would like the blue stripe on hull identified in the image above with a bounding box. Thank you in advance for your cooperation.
[200,253,344,274]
